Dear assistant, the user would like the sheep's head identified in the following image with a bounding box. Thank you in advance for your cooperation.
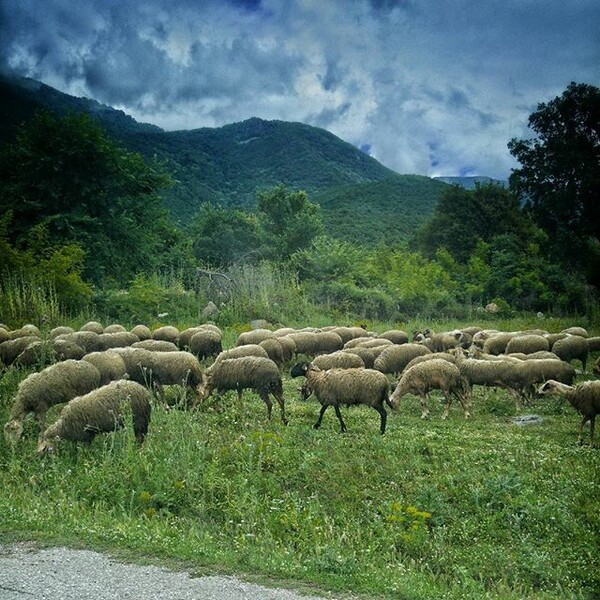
[37,436,59,455]
[195,372,212,401]
[537,380,566,396]
[290,362,309,378]
[3,419,23,445]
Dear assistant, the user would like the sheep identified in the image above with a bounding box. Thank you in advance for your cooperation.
[104,324,127,333]
[390,358,471,419]
[482,332,517,355]
[551,335,589,372]
[37,380,152,452]
[152,325,180,345]
[374,343,432,375]
[507,351,561,361]
[330,326,374,345]
[3,359,102,443]
[82,351,128,385]
[8,324,41,339]
[80,321,104,334]
[196,356,288,424]
[113,348,202,394]
[342,347,376,369]
[130,324,152,340]
[0,335,42,366]
[132,339,179,352]
[560,326,588,338]
[538,379,600,446]
[544,332,568,347]
[290,362,392,434]
[505,334,550,355]
[348,338,393,350]
[378,330,409,344]
[14,340,55,367]
[262,336,296,365]
[54,331,101,354]
[594,356,600,376]
[213,344,270,363]
[49,326,75,339]
[0,326,9,344]
[236,328,275,346]
[189,329,223,360]
[587,336,600,352]
[403,352,457,372]
[312,351,365,370]
[259,338,286,368]
[52,337,86,361]
[97,332,140,350]
[421,330,471,352]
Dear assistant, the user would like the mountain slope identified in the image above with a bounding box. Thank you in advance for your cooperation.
[0,73,447,237]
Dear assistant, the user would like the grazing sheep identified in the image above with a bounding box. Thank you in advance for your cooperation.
[544,332,568,347]
[103,324,127,333]
[3,359,102,443]
[403,352,457,372]
[130,324,152,340]
[236,328,275,346]
[50,326,75,339]
[214,344,270,363]
[374,343,432,375]
[290,362,392,434]
[196,356,288,424]
[80,321,104,334]
[9,324,41,339]
[421,330,471,353]
[54,331,101,353]
[505,334,550,355]
[152,325,180,345]
[379,330,409,344]
[587,336,600,352]
[330,326,374,345]
[52,337,86,361]
[0,327,9,344]
[349,338,393,350]
[82,351,128,385]
[37,380,152,452]
[507,351,561,361]
[97,332,139,350]
[312,351,365,370]
[259,338,286,368]
[560,326,588,338]
[179,326,217,350]
[132,339,179,352]
[189,329,223,360]
[342,347,377,369]
[593,356,600,376]
[538,379,600,446]
[0,335,42,366]
[14,341,54,367]
[390,358,471,419]
[482,332,517,355]
[114,348,202,393]
[552,335,589,371]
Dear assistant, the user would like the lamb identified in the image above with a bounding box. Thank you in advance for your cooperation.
[312,351,365,370]
[551,335,589,371]
[505,334,550,355]
[82,351,128,385]
[374,343,432,375]
[390,358,471,419]
[538,379,600,446]
[3,359,102,443]
[196,356,288,424]
[37,380,152,452]
[290,362,392,434]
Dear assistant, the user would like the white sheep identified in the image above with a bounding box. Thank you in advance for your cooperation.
[4,359,102,443]
[312,351,365,370]
[538,379,600,446]
[290,362,392,434]
[374,343,432,375]
[390,358,471,419]
[37,380,152,452]
[551,335,589,372]
[196,356,288,424]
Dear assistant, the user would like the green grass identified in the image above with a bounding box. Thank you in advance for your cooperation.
[1,326,600,599]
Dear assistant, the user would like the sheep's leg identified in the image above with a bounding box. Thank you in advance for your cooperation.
[258,390,273,420]
[441,391,453,419]
[589,415,595,447]
[333,405,347,433]
[419,394,430,419]
[314,404,329,429]
[272,391,288,425]
[373,404,387,434]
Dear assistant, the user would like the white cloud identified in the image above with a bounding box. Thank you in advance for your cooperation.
[1,0,598,179]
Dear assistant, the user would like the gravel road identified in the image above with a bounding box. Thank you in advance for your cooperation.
[0,542,342,600]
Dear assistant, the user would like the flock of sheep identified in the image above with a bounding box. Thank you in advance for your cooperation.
[2,320,600,450]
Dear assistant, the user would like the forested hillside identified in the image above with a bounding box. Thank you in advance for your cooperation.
[0,73,445,234]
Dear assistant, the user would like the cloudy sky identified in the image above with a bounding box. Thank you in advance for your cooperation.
[1,0,598,179]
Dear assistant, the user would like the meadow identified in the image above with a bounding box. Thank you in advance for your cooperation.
[1,319,599,600]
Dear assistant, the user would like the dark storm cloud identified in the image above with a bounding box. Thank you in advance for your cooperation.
[1,0,598,178]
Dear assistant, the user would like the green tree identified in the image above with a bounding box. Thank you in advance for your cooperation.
[411,183,534,263]
[257,185,323,261]
[0,110,176,285]
[190,202,260,266]
[508,82,600,286]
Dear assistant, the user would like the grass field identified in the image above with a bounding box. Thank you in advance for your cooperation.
[1,323,599,599]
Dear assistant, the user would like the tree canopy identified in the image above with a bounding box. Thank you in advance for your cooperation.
[508,82,600,285]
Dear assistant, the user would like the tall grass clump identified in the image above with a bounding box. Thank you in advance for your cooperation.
[0,271,62,327]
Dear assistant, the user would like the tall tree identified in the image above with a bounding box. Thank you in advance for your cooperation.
[0,110,176,285]
[508,82,600,285]
[257,184,323,261]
